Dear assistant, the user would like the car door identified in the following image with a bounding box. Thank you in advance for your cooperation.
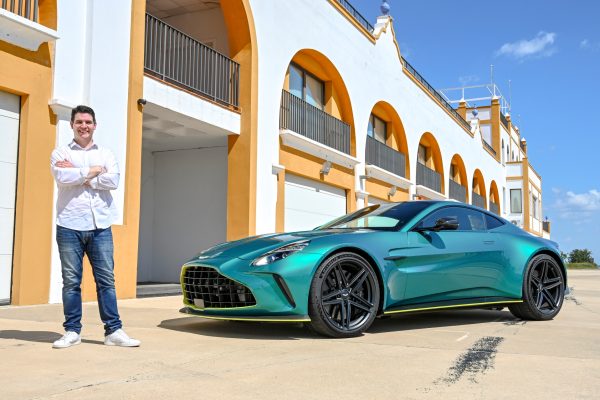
[400,206,505,304]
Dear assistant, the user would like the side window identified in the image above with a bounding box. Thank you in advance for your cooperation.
[417,207,477,231]
[485,214,504,230]
[465,210,486,231]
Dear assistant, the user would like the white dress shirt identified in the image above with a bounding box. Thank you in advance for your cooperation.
[51,140,120,230]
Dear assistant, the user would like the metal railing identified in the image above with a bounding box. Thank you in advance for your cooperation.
[401,57,472,132]
[366,136,406,177]
[482,140,497,155]
[1,0,38,22]
[280,89,351,155]
[416,162,441,193]
[333,0,374,32]
[500,112,509,130]
[472,192,486,209]
[543,221,551,233]
[489,202,500,215]
[449,179,467,203]
[144,13,240,109]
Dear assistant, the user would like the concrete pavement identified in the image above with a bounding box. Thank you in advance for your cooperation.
[1,270,599,399]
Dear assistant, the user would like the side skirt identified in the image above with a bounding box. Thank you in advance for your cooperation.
[383,298,523,315]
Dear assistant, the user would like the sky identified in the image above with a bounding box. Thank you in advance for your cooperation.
[351,0,600,261]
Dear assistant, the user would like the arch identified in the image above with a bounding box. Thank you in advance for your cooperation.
[38,0,57,30]
[489,180,500,214]
[417,132,445,194]
[472,169,487,209]
[449,154,468,203]
[368,101,410,178]
[282,49,356,156]
[221,0,259,239]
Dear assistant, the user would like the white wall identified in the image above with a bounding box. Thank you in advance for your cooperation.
[137,146,228,283]
[249,1,507,234]
[49,0,133,303]
[163,8,230,55]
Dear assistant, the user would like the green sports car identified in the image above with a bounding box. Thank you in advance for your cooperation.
[179,201,566,337]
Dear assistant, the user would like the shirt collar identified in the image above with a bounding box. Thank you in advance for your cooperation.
[69,140,98,150]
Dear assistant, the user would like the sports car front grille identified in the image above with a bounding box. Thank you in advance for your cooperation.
[183,266,256,308]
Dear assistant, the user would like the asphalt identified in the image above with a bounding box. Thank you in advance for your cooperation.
[1,270,599,400]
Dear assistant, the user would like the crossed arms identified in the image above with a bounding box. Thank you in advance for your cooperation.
[51,150,120,190]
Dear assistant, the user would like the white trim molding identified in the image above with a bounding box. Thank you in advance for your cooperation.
[280,129,361,169]
[49,99,79,121]
[0,9,58,51]
[364,164,412,190]
[415,184,447,200]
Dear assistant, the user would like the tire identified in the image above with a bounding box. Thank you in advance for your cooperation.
[308,252,380,338]
[509,254,565,320]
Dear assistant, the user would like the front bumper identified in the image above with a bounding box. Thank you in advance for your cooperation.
[180,251,323,318]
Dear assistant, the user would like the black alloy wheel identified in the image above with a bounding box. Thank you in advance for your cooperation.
[509,254,565,320]
[308,252,380,338]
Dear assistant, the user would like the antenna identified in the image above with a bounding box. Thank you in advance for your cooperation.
[490,64,495,97]
[508,79,512,113]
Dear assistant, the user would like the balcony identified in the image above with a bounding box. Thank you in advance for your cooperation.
[144,13,240,109]
[0,0,58,51]
[482,139,497,156]
[448,179,467,203]
[333,0,374,32]
[280,89,351,155]
[416,162,442,194]
[1,0,37,21]
[366,136,406,178]
[472,192,486,210]
[401,57,472,132]
[500,112,509,130]
[489,202,500,215]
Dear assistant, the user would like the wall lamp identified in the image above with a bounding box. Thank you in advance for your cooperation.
[320,161,332,175]
[388,185,397,197]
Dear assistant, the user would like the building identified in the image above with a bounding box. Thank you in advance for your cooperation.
[0,0,550,306]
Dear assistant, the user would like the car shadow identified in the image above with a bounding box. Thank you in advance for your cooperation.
[159,309,519,340]
[0,330,104,345]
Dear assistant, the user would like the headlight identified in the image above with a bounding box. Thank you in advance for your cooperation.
[252,240,310,266]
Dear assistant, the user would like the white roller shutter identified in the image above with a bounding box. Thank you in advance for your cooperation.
[284,174,346,232]
[0,91,19,304]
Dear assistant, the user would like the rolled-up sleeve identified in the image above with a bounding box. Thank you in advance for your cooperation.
[50,149,89,187]
[88,149,119,191]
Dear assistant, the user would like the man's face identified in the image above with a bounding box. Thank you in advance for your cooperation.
[70,112,96,142]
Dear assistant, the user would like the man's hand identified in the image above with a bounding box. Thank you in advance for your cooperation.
[55,159,74,168]
[84,166,107,186]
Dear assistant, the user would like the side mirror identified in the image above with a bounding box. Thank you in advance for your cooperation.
[415,217,459,232]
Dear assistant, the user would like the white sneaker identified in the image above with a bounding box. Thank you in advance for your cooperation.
[52,331,81,349]
[104,329,141,347]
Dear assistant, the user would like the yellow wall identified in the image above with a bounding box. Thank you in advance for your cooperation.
[1,36,55,304]
[223,0,258,241]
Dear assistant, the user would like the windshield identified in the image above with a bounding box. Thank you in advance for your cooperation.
[317,201,433,230]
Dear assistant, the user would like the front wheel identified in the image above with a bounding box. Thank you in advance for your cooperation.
[509,254,565,320]
[308,252,380,338]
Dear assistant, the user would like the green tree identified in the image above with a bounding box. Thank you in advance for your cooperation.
[568,249,595,264]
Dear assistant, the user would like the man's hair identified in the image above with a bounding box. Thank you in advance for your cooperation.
[70,105,96,124]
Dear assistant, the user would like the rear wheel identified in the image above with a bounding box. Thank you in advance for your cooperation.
[308,252,379,338]
[509,254,564,320]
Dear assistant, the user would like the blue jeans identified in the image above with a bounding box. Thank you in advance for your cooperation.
[56,225,122,335]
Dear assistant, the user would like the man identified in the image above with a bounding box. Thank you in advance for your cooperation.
[50,105,140,348]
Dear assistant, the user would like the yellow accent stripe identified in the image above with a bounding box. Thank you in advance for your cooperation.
[383,300,523,315]
[184,313,311,323]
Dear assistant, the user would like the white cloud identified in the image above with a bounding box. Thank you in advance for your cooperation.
[580,38,600,51]
[552,189,600,222]
[495,31,557,59]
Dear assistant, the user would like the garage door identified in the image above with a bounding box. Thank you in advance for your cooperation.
[0,91,19,304]
[284,174,347,232]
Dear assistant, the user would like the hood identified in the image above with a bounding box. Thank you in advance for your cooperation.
[193,229,355,262]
